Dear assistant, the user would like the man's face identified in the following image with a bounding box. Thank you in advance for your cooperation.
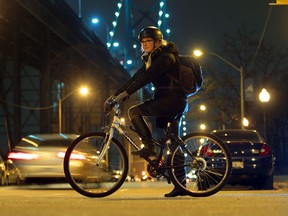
[141,37,155,53]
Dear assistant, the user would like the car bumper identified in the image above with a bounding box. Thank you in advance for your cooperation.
[229,157,274,182]
[13,161,84,179]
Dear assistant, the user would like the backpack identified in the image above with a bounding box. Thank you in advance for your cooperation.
[169,55,203,97]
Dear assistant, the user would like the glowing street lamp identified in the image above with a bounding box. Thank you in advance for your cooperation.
[243,117,249,127]
[58,87,88,133]
[199,123,206,130]
[200,104,206,111]
[194,49,245,129]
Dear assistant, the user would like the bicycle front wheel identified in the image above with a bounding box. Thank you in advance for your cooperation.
[63,132,128,197]
[168,132,232,197]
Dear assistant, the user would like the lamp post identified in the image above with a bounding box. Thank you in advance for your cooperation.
[58,87,88,133]
[259,88,270,140]
[193,49,245,129]
[91,17,110,46]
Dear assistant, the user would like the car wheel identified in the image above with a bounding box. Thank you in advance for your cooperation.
[15,176,22,185]
[0,173,5,186]
[5,176,9,186]
[257,175,274,190]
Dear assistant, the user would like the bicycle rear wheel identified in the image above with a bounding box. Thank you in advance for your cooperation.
[167,132,232,197]
[63,132,128,197]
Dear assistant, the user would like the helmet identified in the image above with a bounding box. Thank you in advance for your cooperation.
[138,26,163,41]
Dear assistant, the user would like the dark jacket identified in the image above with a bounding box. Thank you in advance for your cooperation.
[115,42,186,99]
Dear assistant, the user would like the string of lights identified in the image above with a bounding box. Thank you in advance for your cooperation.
[107,0,123,48]
[158,1,170,39]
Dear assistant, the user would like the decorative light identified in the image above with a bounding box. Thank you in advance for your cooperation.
[108,0,123,49]
[113,42,119,47]
[91,18,99,24]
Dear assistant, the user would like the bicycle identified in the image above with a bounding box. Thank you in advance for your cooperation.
[63,101,232,198]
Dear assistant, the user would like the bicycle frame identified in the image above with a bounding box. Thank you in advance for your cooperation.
[96,105,142,164]
[96,105,173,166]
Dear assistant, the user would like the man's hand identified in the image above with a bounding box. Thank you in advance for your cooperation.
[104,95,116,113]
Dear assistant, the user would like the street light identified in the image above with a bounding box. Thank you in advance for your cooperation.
[193,49,245,129]
[200,104,206,111]
[58,87,88,133]
[91,17,110,46]
[259,88,270,140]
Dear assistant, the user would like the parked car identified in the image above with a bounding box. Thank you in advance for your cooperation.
[0,154,5,186]
[8,133,80,183]
[211,129,275,189]
[4,159,23,185]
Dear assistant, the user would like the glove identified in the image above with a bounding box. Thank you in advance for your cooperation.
[104,95,116,113]
[114,91,129,103]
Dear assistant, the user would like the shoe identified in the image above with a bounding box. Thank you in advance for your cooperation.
[164,188,188,197]
[132,145,156,157]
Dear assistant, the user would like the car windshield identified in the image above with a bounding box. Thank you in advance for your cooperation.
[214,131,261,142]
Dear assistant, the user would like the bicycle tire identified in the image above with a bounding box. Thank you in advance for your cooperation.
[63,132,128,197]
[167,132,232,197]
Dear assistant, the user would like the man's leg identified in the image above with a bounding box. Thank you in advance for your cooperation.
[165,119,187,197]
[129,105,156,157]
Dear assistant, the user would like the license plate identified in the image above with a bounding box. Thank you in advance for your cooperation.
[232,161,244,169]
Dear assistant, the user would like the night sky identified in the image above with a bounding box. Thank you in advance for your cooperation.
[65,0,288,55]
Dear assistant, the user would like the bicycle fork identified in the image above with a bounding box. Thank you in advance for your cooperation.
[96,115,140,164]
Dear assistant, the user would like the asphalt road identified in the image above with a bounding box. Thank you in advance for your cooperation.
[0,179,288,216]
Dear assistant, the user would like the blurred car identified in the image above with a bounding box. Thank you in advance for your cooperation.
[0,154,5,186]
[8,133,80,183]
[211,129,275,189]
[4,159,23,185]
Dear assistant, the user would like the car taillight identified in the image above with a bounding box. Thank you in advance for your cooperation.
[260,145,271,156]
[57,152,86,160]
[200,145,214,157]
[8,152,39,160]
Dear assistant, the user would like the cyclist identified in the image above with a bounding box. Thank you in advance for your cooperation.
[105,26,188,197]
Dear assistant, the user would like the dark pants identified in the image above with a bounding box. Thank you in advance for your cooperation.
[128,94,187,142]
[128,95,187,186]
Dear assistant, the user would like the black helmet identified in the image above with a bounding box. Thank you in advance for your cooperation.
[138,26,163,41]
